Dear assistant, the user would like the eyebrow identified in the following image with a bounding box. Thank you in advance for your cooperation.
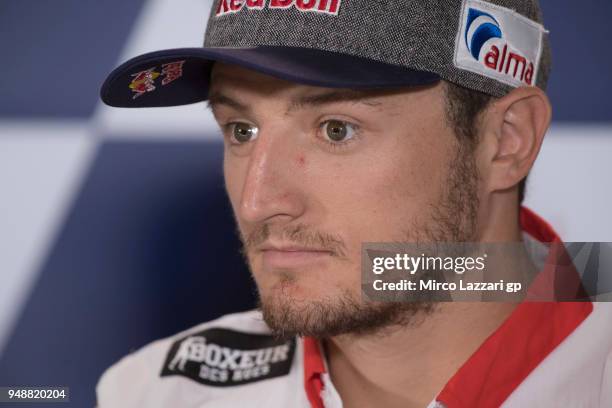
[206,89,383,113]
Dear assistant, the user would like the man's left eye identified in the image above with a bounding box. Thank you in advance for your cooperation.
[321,120,358,143]
[228,122,258,144]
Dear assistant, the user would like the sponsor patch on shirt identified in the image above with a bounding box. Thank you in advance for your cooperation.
[454,0,546,87]
[160,328,296,386]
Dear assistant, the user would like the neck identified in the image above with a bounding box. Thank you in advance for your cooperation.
[326,196,528,408]
[325,302,517,408]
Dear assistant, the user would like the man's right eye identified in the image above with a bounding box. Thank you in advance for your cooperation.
[227,122,259,144]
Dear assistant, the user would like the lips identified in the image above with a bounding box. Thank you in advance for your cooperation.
[259,244,333,269]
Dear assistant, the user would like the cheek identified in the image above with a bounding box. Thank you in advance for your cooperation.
[309,139,452,244]
[223,154,244,215]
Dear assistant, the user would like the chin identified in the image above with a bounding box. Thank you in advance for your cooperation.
[257,274,435,339]
[257,269,338,304]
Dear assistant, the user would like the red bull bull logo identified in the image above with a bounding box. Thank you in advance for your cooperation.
[129,68,160,99]
[128,60,186,99]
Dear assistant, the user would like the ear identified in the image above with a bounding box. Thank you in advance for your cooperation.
[479,86,552,194]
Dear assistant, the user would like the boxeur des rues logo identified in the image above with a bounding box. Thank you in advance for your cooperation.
[160,328,296,387]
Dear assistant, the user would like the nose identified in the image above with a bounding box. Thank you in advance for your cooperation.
[237,127,306,225]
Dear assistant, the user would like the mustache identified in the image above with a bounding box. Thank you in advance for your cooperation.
[239,223,348,259]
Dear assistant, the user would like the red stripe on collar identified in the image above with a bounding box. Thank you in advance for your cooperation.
[303,207,593,408]
[520,206,558,242]
[436,303,592,407]
[304,336,326,408]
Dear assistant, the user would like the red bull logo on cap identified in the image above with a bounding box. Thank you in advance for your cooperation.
[216,0,341,17]
[161,61,185,86]
[129,68,160,99]
[128,60,186,99]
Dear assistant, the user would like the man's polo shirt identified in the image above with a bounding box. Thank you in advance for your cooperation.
[96,208,612,407]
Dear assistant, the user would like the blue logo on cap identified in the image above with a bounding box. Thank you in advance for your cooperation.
[465,8,503,60]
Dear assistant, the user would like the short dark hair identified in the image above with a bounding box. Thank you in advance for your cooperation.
[444,82,527,204]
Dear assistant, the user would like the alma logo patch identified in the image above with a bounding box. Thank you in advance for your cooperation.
[215,0,341,17]
[160,328,296,386]
[454,0,546,87]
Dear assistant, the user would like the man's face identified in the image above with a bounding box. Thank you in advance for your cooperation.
[209,63,479,338]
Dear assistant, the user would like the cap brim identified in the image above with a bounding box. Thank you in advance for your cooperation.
[101,46,440,108]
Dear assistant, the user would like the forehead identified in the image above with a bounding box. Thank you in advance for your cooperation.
[208,62,444,112]
[211,62,298,91]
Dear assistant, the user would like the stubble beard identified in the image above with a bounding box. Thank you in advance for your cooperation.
[241,143,480,340]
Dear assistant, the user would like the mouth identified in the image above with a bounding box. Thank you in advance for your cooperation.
[258,244,334,269]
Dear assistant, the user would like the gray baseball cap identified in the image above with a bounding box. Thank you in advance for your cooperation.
[100,0,550,108]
